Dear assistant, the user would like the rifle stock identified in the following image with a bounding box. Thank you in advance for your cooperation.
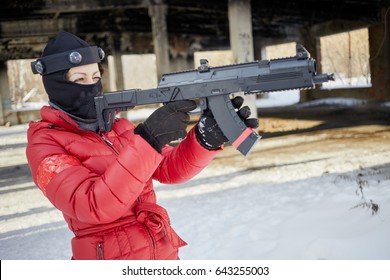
[95,44,334,156]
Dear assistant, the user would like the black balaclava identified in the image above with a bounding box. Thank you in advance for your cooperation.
[43,73,103,120]
[32,31,104,120]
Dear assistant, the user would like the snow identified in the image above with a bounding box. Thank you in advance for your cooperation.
[159,164,390,260]
[256,90,300,108]
[295,97,367,108]
[0,98,389,261]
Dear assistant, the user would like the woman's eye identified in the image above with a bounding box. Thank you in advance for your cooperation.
[93,77,101,82]
[73,78,84,83]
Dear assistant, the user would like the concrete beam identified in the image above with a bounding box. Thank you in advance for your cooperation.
[43,0,148,13]
[0,18,77,39]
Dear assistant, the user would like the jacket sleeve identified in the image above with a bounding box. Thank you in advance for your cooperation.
[26,126,164,225]
[152,127,221,184]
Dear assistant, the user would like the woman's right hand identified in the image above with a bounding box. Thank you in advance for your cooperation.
[134,100,197,153]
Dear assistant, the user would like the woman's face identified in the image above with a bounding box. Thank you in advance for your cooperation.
[66,63,101,85]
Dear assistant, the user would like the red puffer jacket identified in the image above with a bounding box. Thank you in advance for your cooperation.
[26,106,220,260]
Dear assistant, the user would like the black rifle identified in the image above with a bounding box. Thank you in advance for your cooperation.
[95,44,334,156]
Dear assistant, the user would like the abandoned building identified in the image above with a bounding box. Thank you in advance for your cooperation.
[0,0,389,125]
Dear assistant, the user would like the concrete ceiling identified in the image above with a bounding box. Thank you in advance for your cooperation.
[1,0,389,60]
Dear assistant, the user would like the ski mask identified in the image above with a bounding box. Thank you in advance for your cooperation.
[31,30,105,120]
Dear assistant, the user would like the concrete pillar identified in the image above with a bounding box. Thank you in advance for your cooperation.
[298,25,319,102]
[228,0,257,118]
[114,34,125,91]
[113,54,125,91]
[107,55,119,92]
[148,0,170,80]
[104,33,125,92]
[0,62,9,125]
[369,8,390,100]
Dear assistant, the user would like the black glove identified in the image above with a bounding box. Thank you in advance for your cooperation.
[195,96,259,150]
[134,100,197,153]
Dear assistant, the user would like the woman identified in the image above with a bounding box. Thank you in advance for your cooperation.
[26,30,258,259]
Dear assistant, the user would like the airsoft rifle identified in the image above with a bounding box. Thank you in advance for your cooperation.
[95,44,334,156]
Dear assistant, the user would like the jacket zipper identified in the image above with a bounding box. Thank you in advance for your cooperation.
[97,243,104,260]
[99,134,119,155]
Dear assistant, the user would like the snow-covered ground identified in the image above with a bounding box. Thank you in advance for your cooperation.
[0,98,390,261]
[163,156,390,260]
